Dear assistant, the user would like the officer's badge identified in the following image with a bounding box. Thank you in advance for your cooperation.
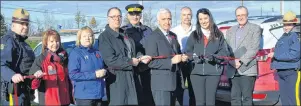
[0,44,5,50]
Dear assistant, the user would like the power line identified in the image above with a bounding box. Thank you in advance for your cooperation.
[1,6,107,19]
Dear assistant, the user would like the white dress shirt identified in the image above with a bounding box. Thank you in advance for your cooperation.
[171,24,196,52]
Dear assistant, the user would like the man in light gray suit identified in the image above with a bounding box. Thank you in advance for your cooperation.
[225,6,262,106]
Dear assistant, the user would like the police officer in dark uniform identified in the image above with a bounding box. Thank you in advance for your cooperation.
[1,8,35,106]
[121,4,153,105]
[269,11,300,106]
[122,4,152,56]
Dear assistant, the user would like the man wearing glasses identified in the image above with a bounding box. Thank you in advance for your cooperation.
[98,7,152,105]
[1,8,35,106]
[121,4,153,105]
[225,6,262,106]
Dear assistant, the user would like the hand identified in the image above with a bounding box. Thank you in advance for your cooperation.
[12,74,24,83]
[234,59,241,69]
[192,53,202,63]
[95,69,107,78]
[139,55,152,64]
[267,52,274,58]
[229,59,241,69]
[34,70,44,78]
[131,58,140,66]
[171,54,182,64]
[204,55,215,62]
[181,54,189,62]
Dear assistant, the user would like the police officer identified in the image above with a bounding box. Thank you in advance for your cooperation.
[1,8,35,106]
[269,11,300,106]
[121,4,153,105]
[122,4,152,56]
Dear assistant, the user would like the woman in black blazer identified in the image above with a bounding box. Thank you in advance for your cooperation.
[185,8,228,106]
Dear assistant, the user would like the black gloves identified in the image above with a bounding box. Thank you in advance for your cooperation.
[192,53,224,64]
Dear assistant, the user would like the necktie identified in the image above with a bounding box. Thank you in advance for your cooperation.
[167,34,172,44]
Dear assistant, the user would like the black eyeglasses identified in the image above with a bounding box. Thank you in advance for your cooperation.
[108,15,122,19]
[14,22,29,26]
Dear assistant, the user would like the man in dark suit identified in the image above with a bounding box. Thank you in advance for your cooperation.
[144,8,188,106]
[98,7,151,105]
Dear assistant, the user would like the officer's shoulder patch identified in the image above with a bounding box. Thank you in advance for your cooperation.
[0,44,5,50]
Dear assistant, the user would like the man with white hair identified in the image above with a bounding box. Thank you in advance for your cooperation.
[144,8,188,105]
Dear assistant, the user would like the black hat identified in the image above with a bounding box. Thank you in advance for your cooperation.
[125,4,144,13]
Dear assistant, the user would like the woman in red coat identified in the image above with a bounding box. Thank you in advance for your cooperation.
[29,29,73,106]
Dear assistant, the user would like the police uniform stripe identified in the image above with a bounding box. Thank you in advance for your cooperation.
[296,70,300,106]
[9,94,13,106]
[128,8,142,12]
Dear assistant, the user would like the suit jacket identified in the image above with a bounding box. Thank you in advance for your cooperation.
[144,28,181,91]
[98,25,136,71]
[225,22,262,78]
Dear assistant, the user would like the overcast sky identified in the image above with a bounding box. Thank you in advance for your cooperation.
[1,1,300,29]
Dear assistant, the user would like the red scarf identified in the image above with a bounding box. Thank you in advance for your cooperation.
[32,50,70,105]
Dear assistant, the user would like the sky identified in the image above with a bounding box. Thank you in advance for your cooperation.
[1,1,300,30]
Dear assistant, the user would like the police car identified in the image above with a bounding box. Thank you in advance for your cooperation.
[216,15,300,106]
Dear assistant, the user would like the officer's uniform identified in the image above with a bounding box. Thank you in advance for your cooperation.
[1,8,35,106]
[271,11,301,106]
[121,4,153,106]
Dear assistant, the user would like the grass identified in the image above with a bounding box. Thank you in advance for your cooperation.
[25,40,40,49]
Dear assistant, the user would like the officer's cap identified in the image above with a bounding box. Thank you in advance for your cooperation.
[125,4,144,13]
[282,11,299,24]
[12,8,30,23]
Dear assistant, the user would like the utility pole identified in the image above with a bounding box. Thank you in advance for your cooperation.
[241,0,244,6]
[280,0,284,15]
[261,6,262,16]
[175,5,177,26]
[272,7,274,16]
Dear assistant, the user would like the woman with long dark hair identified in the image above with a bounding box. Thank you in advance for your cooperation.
[185,8,228,105]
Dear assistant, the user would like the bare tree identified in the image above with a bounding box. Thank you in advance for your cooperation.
[27,24,37,36]
[35,18,44,33]
[75,10,81,28]
[74,4,87,29]
[81,15,86,27]
[143,7,156,30]
[43,10,57,30]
